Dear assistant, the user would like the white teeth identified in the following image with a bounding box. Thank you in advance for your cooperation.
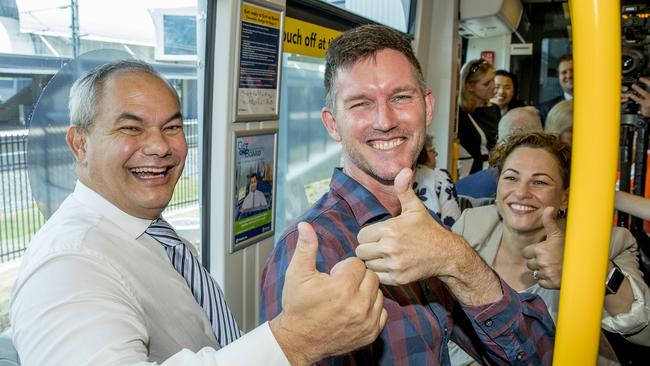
[130,167,166,173]
[510,203,535,212]
[371,138,404,150]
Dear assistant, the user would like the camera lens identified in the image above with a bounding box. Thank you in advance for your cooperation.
[621,48,646,75]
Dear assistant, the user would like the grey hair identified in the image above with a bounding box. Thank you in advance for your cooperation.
[497,106,543,142]
[68,59,179,130]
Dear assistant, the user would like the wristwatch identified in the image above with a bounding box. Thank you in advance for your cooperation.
[606,263,625,295]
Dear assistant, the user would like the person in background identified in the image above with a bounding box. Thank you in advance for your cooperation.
[262,24,555,365]
[491,69,526,116]
[544,99,573,145]
[457,58,501,175]
[623,76,650,117]
[456,106,543,199]
[10,60,387,366]
[240,173,268,213]
[413,134,461,227]
[616,76,650,221]
[450,132,650,366]
[539,54,573,123]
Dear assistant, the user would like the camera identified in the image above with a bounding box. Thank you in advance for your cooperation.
[621,4,650,115]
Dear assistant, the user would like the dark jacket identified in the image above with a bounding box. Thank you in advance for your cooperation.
[458,105,500,174]
[538,95,565,125]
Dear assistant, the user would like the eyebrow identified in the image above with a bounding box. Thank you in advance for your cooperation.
[116,111,183,123]
[503,168,556,182]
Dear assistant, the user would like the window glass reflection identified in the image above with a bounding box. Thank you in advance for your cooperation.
[275,53,342,237]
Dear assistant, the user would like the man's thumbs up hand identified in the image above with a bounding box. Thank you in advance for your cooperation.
[356,168,455,285]
[273,222,387,365]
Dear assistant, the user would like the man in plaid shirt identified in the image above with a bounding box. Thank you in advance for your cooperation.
[262,25,555,365]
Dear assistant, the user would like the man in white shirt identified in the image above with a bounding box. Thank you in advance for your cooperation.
[240,174,268,212]
[10,60,387,366]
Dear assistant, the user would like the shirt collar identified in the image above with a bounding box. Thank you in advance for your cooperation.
[72,180,153,239]
[329,168,391,226]
[563,92,573,100]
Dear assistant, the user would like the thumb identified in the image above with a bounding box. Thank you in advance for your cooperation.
[394,167,423,213]
[286,222,319,276]
[542,206,562,238]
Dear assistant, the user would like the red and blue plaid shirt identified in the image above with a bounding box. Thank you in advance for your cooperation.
[261,168,555,365]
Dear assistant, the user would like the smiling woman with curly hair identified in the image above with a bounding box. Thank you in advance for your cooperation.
[448,132,650,365]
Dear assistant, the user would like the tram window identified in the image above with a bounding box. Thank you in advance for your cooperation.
[0,0,204,333]
[320,0,413,33]
[275,53,342,238]
[539,37,572,103]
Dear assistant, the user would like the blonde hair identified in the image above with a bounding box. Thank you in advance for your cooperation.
[459,59,495,113]
[545,99,573,136]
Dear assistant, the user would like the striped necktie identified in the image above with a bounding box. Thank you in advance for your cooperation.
[146,217,242,346]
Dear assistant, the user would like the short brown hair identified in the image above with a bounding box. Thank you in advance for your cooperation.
[558,53,573,67]
[489,132,571,189]
[324,24,425,110]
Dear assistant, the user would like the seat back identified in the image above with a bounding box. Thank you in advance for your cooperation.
[0,331,19,366]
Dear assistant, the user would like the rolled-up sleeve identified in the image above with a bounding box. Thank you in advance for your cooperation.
[456,278,556,365]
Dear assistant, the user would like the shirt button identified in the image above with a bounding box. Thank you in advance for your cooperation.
[516,352,524,361]
[484,319,493,327]
[443,326,448,334]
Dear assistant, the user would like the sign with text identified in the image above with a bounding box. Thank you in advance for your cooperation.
[511,43,533,55]
[236,2,282,121]
[231,129,277,252]
[283,17,341,59]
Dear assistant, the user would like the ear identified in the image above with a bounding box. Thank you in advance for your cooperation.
[321,106,341,142]
[424,90,435,128]
[66,126,88,165]
[560,188,569,211]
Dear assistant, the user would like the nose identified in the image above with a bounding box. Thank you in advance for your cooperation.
[143,129,172,157]
[372,99,398,132]
[513,182,531,199]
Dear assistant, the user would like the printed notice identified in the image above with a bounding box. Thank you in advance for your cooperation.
[237,3,281,119]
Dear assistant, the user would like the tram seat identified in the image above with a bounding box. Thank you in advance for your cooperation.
[0,331,19,366]
[458,195,495,211]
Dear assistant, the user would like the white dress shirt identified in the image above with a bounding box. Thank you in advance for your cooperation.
[241,190,268,211]
[10,181,289,366]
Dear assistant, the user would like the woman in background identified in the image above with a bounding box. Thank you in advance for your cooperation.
[449,132,650,365]
[544,99,573,145]
[412,135,460,227]
[458,59,501,175]
[491,69,526,116]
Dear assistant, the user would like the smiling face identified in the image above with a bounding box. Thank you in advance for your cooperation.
[322,48,434,185]
[67,71,187,219]
[496,147,568,234]
[558,59,574,95]
[491,75,514,109]
[468,68,496,104]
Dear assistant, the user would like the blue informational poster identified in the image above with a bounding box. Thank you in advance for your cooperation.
[232,130,277,251]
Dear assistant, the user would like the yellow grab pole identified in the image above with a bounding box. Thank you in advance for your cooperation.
[554,0,620,365]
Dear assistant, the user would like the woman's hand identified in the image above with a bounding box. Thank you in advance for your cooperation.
[522,207,565,289]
